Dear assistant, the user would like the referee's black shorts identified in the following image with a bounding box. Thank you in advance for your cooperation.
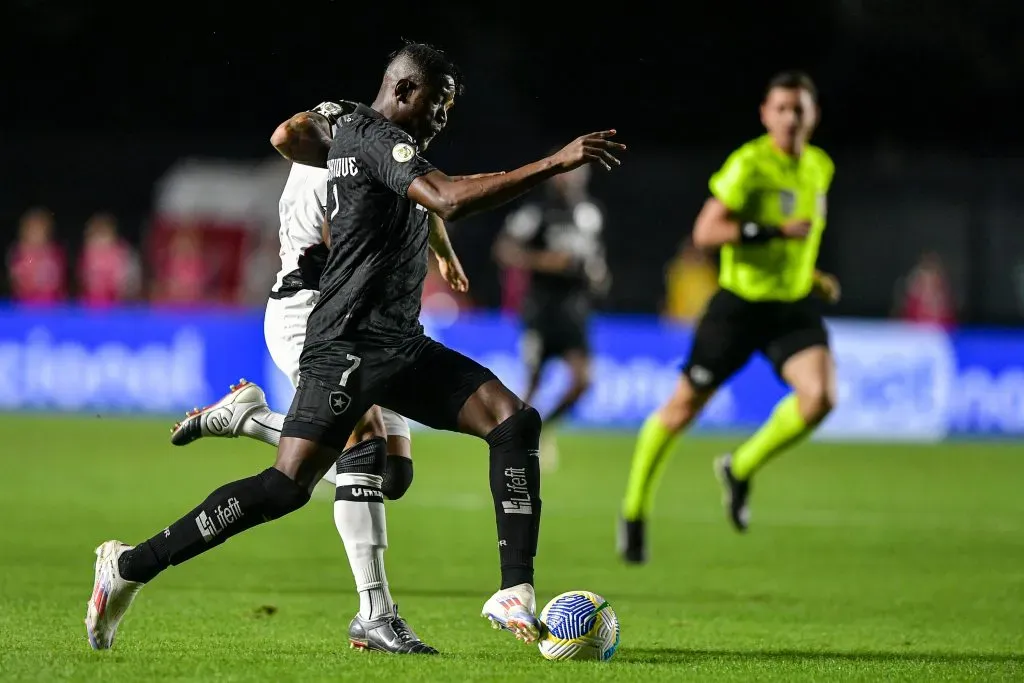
[681,288,829,391]
[520,295,591,371]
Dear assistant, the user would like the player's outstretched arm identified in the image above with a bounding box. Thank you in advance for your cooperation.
[692,198,811,248]
[408,131,625,222]
[427,212,468,292]
[270,111,332,168]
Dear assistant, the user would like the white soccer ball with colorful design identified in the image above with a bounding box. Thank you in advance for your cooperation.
[537,590,620,661]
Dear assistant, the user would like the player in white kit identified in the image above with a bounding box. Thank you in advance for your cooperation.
[169,100,469,499]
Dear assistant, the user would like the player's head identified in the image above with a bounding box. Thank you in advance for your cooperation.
[381,41,464,149]
[760,71,819,153]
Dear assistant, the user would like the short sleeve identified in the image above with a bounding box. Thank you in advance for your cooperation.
[816,149,836,190]
[308,101,345,125]
[503,204,543,241]
[359,122,436,198]
[708,149,755,212]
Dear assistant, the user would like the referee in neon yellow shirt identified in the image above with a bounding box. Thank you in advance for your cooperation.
[620,71,841,562]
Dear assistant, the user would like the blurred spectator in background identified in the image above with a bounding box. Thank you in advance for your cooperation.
[7,207,66,305]
[240,230,281,306]
[662,238,718,323]
[77,212,139,307]
[893,250,956,328]
[498,264,530,315]
[151,227,207,306]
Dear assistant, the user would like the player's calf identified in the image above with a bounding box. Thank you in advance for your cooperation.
[476,404,544,644]
[115,467,311,585]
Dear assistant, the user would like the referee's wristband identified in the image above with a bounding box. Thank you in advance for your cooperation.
[739,222,782,243]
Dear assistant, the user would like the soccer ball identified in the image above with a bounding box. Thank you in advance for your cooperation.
[537,590,620,661]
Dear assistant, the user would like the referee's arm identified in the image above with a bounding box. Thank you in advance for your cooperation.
[693,198,810,248]
[692,198,747,248]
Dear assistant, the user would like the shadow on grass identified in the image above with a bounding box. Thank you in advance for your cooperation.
[621,647,1024,666]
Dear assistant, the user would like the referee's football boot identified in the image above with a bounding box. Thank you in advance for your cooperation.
[170,379,267,446]
[482,583,541,644]
[617,517,647,565]
[715,454,751,532]
[348,607,438,654]
[85,540,143,650]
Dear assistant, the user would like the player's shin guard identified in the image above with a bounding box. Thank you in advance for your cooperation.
[117,468,310,583]
[334,437,395,620]
[381,455,414,500]
[486,407,542,589]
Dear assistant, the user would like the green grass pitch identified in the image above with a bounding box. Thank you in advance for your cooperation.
[1,416,1022,681]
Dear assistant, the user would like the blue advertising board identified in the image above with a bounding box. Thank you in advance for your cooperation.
[1,305,1022,440]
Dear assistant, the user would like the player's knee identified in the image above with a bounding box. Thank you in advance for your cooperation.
[486,406,542,450]
[660,381,705,431]
[796,382,835,422]
[337,436,387,476]
[381,455,414,500]
[348,407,386,446]
[257,467,312,519]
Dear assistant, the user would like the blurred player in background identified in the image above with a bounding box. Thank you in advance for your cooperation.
[494,165,609,469]
[619,71,841,562]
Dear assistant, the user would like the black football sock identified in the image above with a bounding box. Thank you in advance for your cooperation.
[381,455,414,500]
[486,407,542,589]
[118,468,310,583]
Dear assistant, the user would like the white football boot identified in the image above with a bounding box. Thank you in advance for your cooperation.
[481,583,541,644]
[170,379,267,446]
[85,540,143,650]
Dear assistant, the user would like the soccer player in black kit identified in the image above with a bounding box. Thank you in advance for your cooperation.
[495,164,608,468]
[85,42,625,654]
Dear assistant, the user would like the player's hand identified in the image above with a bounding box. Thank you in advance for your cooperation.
[551,130,626,172]
[780,220,812,239]
[437,254,469,293]
[813,270,841,304]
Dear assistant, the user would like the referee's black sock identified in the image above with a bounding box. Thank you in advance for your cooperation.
[118,468,310,583]
[486,407,542,589]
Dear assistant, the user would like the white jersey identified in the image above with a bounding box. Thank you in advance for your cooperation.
[270,101,357,296]
[271,160,330,294]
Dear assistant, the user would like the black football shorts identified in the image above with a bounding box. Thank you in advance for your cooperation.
[681,289,829,391]
[282,335,497,450]
[520,295,591,370]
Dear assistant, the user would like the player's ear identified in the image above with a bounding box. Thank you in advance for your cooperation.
[395,79,416,104]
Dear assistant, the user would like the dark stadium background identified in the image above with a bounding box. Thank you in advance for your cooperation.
[3,0,1023,323]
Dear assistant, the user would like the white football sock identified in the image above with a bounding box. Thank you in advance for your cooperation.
[334,472,394,620]
[239,407,283,447]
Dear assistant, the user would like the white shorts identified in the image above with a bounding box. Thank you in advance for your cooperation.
[264,288,411,440]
